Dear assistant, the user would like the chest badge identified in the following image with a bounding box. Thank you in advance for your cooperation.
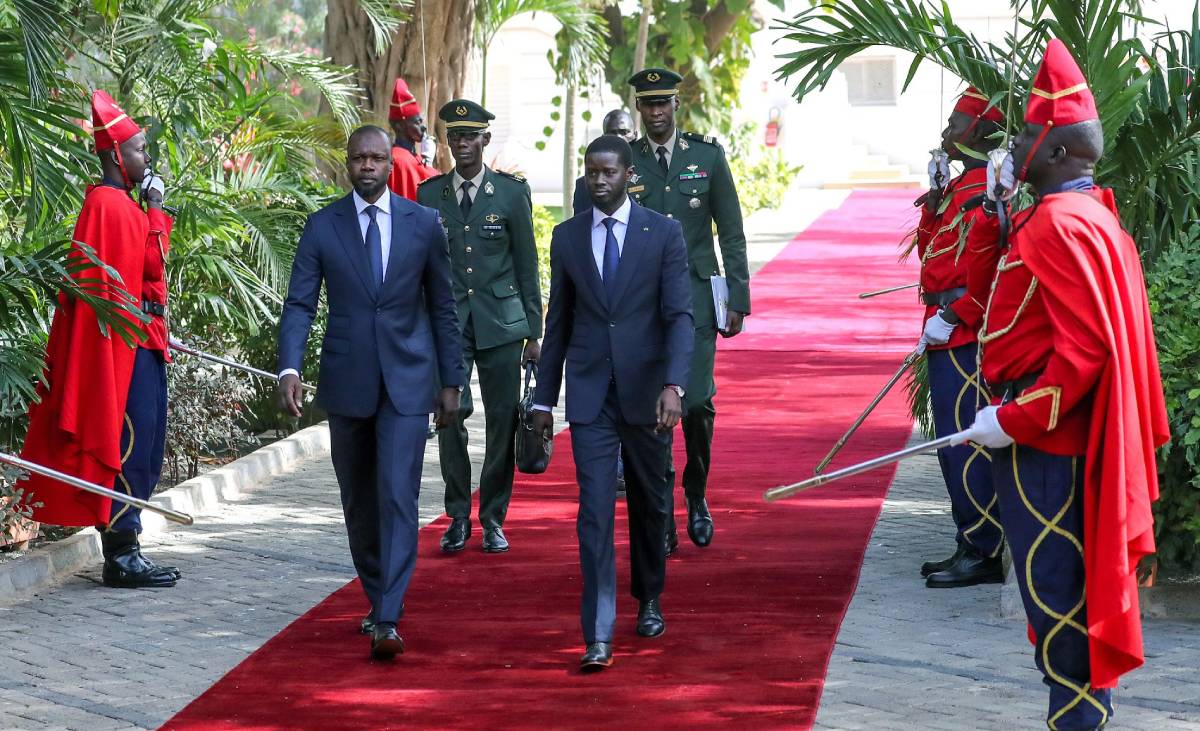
[679,138,690,151]
[484,181,495,196]
[689,197,701,209]
[686,164,698,172]
[485,213,500,223]
[630,172,641,185]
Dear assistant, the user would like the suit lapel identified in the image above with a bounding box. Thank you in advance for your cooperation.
[607,204,650,308]
[332,194,377,298]
[438,176,464,225]
[635,138,666,182]
[573,213,607,308]
[465,167,494,225]
[665,133,688,181]
[381,193,414,297]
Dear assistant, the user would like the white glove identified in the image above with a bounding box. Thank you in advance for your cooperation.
[915,335,928,355]
[922,311,957,345]
[953,405,1014,449]
[927,149,950,191]
[419,135,437,166]
[986,148,1016,202]
[140,172,165,199]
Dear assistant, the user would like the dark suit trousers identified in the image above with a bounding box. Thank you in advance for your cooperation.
[571,383,671,643]
[440,315,522,528]
[328,387,428,624]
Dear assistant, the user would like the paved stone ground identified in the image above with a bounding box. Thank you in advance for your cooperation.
[4,190,1196,729]
[815,433,1200,731]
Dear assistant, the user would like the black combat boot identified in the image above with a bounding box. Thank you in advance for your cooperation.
[101,530,177,588]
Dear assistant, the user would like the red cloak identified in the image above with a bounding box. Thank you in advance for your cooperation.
[999,188,1170,688]
[20,185,171,526]
[389,145,437,201]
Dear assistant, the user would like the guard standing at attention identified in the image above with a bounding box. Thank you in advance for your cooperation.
[915,88,1007,589]
[626,68,750,554]
[958,39,1169,730]
[418,99,543,555]
[387,77,438,200]
[21,90,179,589]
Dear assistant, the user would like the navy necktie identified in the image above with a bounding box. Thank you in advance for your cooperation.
[602,217,620,304]
[459,181,473,219]
[657,146,669,174]
[365,204,383,289]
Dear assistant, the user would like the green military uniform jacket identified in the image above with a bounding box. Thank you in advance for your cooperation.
[418,167,543,349]
[628,130,751,326]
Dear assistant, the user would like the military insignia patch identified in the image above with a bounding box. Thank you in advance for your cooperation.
[484,181,495,195]
[687,164,698,172]
[455,105,468,116]
[628,185,645,193]
[647,71,661,82]
[630,172,641,184]
[689,197,701,209]
[485,213,500,223]
[679,138,690,151]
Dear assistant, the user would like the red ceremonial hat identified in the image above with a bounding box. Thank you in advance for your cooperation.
[1025,39,1098,126]
[90,90,141,151]
[389,78,421,121]
[952,86,1005,123]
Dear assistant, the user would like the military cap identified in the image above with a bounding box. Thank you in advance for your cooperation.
[628,68,683,100]
[438,99,494,131]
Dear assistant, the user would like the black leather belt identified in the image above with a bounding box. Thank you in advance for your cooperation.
[922,286,967,307]
[989,371,1043,403]
[142,299,166,317]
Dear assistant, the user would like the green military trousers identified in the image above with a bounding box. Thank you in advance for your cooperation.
[439,316,523,529]
[666,319,717,518]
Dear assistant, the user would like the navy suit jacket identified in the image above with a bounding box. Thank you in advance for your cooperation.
[534,201,693,425]
[278,192,466,418]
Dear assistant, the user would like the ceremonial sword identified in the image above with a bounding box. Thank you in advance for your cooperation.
[0,452,194,525]
[858,282,919,299]
[168,337,316,392]
[765,431,967,502]
[813,347,924,474]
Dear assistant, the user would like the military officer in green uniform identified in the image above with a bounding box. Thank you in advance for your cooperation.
[418,99,543,554]
[626,68,750,554]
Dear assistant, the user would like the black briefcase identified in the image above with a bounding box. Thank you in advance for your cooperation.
[515,362,553,474]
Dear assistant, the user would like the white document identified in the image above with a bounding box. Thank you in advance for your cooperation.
[710,275,729,332]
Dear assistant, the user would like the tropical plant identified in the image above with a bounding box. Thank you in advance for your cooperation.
[775,0,1200,567]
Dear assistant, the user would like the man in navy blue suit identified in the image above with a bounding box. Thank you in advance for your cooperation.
[277,125,465,661]
[532,134,693,672]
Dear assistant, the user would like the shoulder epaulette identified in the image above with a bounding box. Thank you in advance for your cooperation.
[495,170,527,185]
[419,172,449,187]
[681,131,721,148]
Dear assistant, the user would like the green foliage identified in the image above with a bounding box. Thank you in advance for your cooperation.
[727,124,800,215]
[532,203,555,295]
[1145,231,1200,570]
[777,0,1200,567]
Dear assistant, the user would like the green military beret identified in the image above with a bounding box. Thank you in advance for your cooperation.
[628,68,683,100]
[438,98,494,131]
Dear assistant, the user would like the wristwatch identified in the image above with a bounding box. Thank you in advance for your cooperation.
[665,384,685,399]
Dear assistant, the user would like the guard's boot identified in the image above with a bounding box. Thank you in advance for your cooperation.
[101,530,177,588]
[920,544,966,578]
[925,550,1003,589]
[134,545,181,580]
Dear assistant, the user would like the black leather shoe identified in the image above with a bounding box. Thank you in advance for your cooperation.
[686,498,714,547]
[101,530,176,589]
[440,518,471,553]
[360,614,375,635]
[580,641,613,672]
[135,546,181,580]
[665,527,679,557]
[925,552,1004,588]
[370,623,405,660]
[636,599,665,638]
[482,527,510,553]
[921,544,966,577]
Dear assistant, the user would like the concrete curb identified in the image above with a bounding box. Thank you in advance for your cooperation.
[0,422,330,604]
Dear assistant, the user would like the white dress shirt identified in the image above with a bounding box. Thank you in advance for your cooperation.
[451,166,488,205]
[590,196,632,275]
[279,189,392,380]
[650,128,678,170]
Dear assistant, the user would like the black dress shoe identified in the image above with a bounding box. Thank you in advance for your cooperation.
[636,599,665,638]
[925,552,1004,588]
[360,614,375,635]
[134,546,181,580]
[101,530,176,589]
[370,623,405,660]
[686,498,714,547]
[580,641,613,672]
[921,544,966,577]
[482,527,510,553]
[665,528,679,557]
[440,517,471,553]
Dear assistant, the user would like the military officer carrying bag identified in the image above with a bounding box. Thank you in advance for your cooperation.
[515,361,552,473]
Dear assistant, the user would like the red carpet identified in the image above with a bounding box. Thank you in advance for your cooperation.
[164,190,922,730]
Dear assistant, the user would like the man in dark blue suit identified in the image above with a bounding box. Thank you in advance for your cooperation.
[571,109,638,216]
[277,125,465,661]
[532,134,693,671]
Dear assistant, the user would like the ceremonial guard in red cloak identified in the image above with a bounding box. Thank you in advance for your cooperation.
[914,88,1007,589]
[20,90,180,589]
[387,78,438,200]
[959,40,1169,729]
